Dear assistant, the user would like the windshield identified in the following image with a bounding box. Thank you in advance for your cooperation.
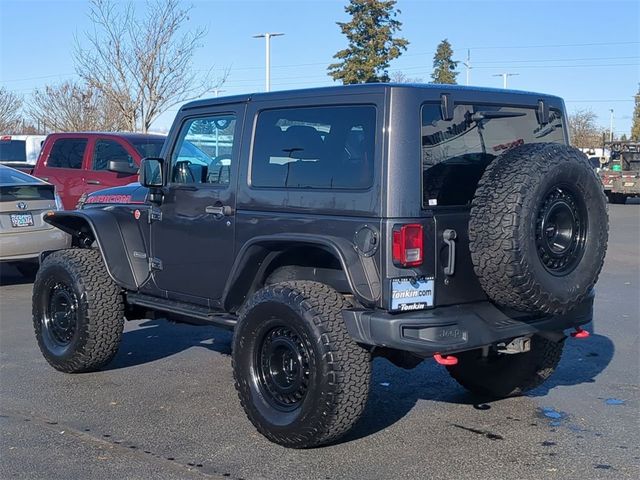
[421,103,565,207]
[129,137,165,158]
[0,140,27,162]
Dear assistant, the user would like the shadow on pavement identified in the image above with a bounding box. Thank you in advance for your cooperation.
[104,319,233,370]
[342,330,614,444]
[0,265,36,286]
[103,317,614,444]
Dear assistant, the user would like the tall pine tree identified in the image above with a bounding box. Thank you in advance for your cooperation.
[631,84,640,141]
[430,39,459,84]
[328,0,409,84]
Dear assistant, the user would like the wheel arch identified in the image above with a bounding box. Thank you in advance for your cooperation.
[222,234,381,312]
[43,209,150,290]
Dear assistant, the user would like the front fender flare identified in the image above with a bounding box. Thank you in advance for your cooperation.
[44,208,150,290]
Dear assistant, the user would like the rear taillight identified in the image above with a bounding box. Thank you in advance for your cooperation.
[392,224,424,267]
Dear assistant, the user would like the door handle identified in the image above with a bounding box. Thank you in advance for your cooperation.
[87,180,101,185]
[205,205,234,216]
[443,229,457,276]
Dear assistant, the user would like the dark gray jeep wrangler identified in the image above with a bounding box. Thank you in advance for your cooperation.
[33,84,608,448]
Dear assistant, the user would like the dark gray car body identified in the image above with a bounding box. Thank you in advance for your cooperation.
[47,84,591,356]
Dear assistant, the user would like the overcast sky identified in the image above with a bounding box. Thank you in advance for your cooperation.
[1,0,638,134]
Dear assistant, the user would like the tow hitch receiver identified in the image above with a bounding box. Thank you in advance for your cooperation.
[434,354,458,366]
[570,327,590,338]
[497,336,532,354]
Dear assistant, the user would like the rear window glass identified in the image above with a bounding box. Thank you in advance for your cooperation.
[0,184,54,201]
[251,105,376,189]
[0,166,41,185]
[130,137,165,158]
[421,104,565,207]
[47,138,87,169]
[0,140,27,162]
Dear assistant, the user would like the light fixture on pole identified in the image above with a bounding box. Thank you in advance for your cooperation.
[252,32,285,92]
[493,72,519,89]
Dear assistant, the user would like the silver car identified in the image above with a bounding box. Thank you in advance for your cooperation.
[0,165,69,276]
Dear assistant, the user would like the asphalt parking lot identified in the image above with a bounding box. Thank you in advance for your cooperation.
[1,204,638,480]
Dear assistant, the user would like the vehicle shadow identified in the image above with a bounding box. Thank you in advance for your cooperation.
[341,327,614,444]
[103,317,614,444]
[0,265,35,286]
[103,319,233,371]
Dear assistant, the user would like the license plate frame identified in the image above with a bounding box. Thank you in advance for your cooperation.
[10,212,34,228]
[390,276,434,312]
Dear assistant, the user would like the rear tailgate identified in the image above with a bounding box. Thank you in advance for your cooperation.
[382,213,486,312]
[0,184,57,232]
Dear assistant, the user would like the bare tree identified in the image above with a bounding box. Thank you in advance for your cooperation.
[27,81,128,132]
[75,0,225,133]
[569,109,604,148]
[390,71,423,84]
[0,87,24,133]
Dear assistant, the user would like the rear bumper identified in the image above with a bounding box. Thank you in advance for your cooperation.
[343,292,594,356]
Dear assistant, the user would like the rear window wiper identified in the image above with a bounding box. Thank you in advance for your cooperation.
[470,111,527,122]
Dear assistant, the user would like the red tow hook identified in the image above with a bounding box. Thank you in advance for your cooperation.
[570,327,590,339]
[434,354,458,366]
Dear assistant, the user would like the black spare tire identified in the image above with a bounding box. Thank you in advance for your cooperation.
[469,143,608,314]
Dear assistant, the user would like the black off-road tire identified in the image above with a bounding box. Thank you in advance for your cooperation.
[232,281,371,448]
[470,143,608,314]
[33,249,124,373]
[447,334,564,398]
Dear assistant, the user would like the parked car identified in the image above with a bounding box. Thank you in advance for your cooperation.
[0,165,69,276]
[34,84,607,448]
[0,134,47,172]
[31,132,165,209]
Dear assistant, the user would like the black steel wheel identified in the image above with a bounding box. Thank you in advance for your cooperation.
[233,281,371,448]
[535,185,587,276]
[41,281,79,355]
[255,325,311,412]
[33,249,124,373]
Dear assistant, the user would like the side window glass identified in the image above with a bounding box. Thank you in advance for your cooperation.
[47,139,87,169]
[170,115,236,185]
[251,105,376,189]
[92,140,135,171]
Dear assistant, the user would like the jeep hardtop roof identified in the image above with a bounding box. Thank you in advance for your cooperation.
[181,83,564,111]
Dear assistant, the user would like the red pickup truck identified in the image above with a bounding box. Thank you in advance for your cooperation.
[31,132,165,209]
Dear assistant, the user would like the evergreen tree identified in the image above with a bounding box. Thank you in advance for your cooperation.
[631,84,640,141]
[430,39,459,84]
[328,0,409,84]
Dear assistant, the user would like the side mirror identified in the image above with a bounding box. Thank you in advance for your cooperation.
[107,159,138,175]
[139,157,163,188]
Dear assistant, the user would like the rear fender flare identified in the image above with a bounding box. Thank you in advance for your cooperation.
[222,233,381,311]
[43,208,150,290]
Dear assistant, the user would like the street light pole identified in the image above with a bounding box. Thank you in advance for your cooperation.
[609,109,614,142]
[463,49,471,86]
[493,72,519,89]
[252,32,285,92]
